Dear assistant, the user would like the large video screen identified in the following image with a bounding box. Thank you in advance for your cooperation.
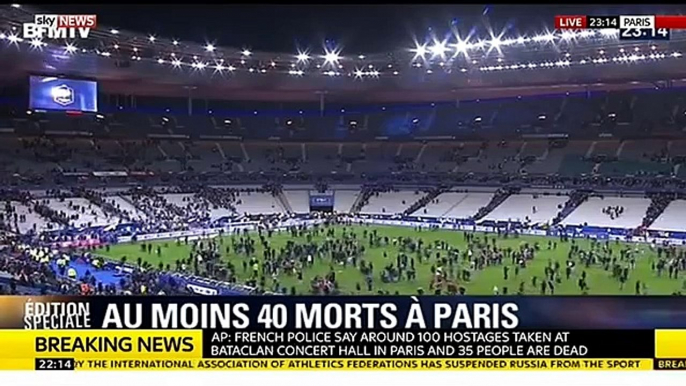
[29,76,98,112]
[310,195,334,208]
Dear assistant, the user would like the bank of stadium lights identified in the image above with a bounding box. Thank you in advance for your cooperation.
[241,49,251,57]
[172,40,179,46]
[323,49,341,65]
[205,44,215,52]
[411,43,428,60]
[477,50,681,73]
[452,39,470,56]
[296,52,310,62]
[148,36,156,43]
[531,33,554,43]
[560,31,576,41]
[487,35,503,51]
[6,33,22,44]
[110,29,119,35]
[29,38,44,49]
[214,63,235,73]
[64,43,77,54]
[8,23,679,79]
[408,29,619,59]
[429,40,449,58]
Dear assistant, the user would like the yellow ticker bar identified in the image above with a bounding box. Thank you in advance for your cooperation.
[76,358,654,371]
[655,330,686,358]
[0,358,655,371]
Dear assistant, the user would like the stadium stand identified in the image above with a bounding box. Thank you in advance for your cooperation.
[441,192,495,220]
[411,192,467,218]
[44,197,114,228]
[649,199,686,232]
[5,3,686,298]
[333,189,361,213]
[481,194,568,226]
[1,201,52,234]
[234,190,286,216]
[283,190,311,214]
[359,190,422,215]
[106,196,149,221]
[561,196,652,229]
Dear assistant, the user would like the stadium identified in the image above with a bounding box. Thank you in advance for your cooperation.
[2,4,686,296]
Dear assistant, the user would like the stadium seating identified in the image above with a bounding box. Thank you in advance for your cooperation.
[561,196,651,229]
[2,88,686,179]
[459,142,522,174]
[1,201,52,233]
[2,89,686,238]
[649,200,686,232]
[411,192,469,217]
[598,140,672,177]
[107,196,149,221]
[441,193,495,220]
[481,194,568,226]
[333,189,361,213]
[233,191,285,216]
[283,190,310,214]
[45,198,114,228]
[359,191,422,215]
[160,193,232,221]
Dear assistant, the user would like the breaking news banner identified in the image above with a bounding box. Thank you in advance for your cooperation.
[0,296,686,372]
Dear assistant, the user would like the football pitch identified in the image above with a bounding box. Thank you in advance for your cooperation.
[98,225,685,295]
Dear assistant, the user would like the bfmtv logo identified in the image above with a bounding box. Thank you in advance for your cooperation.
[51,84,74,106]
[23,14,97,39]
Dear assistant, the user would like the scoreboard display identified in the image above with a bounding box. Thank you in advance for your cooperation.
[309,194,334,212]
[555,14,679,40]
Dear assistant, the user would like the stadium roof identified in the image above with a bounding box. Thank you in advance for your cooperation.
[2,4,686,102]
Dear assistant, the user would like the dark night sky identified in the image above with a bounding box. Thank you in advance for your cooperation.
[38,4,686,53]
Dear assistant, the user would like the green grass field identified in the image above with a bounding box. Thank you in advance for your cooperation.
[98,225,685,295]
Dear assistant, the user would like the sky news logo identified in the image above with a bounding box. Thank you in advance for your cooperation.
[23,14,97,39]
